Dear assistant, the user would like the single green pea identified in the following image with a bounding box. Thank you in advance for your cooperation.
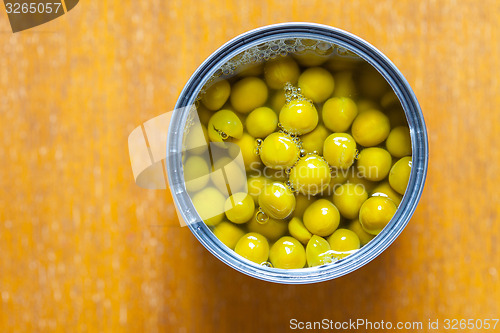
[323,133,357,170]
[279,100,319,135]
[371,181,402,206]
[183,155,210,193]
[213,221,246,250]
[270,236,306,269]
[386,126,412,158]
[208,109,243,142]
[303,199,340,237]
[333,183,368,220]
[289,155,331,196]
[224,192,255,224]
[306,235,332,267]
[351,109,390,147]
[247,213,288,243]
[259,132,300,170]
[245,107,278,138]
[258,182,296,220]
[264,57,300,89]
[389,156,412,195]
[322,97,358,132]
[328,229,360,260]
[232,133,262,171]
[348,219,375,246]
[359,197,397,235]
[230,77,268,114]
[288,217,313,245]
[300,124,330,155]
[235,232,270,264]
[201,79,231,111]
[356,147,392,181]
[298,67,335,103]
[192,187,227,227]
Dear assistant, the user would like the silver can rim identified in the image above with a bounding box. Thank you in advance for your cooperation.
[167,22,429,284]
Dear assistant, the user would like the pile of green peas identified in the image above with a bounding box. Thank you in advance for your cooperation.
[183,46,413,269]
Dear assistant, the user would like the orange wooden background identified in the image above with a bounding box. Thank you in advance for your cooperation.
[1,1,499,332]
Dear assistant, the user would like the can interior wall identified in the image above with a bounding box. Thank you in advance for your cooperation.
[166,23,428,284]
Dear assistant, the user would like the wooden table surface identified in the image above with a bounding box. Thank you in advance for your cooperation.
[1,1,499,332]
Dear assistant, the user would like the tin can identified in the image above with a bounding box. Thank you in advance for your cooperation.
[164,22,428,284]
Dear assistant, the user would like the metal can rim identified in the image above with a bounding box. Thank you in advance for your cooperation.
[167,22,429,284]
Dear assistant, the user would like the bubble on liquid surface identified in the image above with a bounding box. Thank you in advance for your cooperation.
[256,209,269,224]
[261,261,273,267]
[196,38,360,97]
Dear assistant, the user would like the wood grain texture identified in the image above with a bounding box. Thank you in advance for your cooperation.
[0,0,499,332]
